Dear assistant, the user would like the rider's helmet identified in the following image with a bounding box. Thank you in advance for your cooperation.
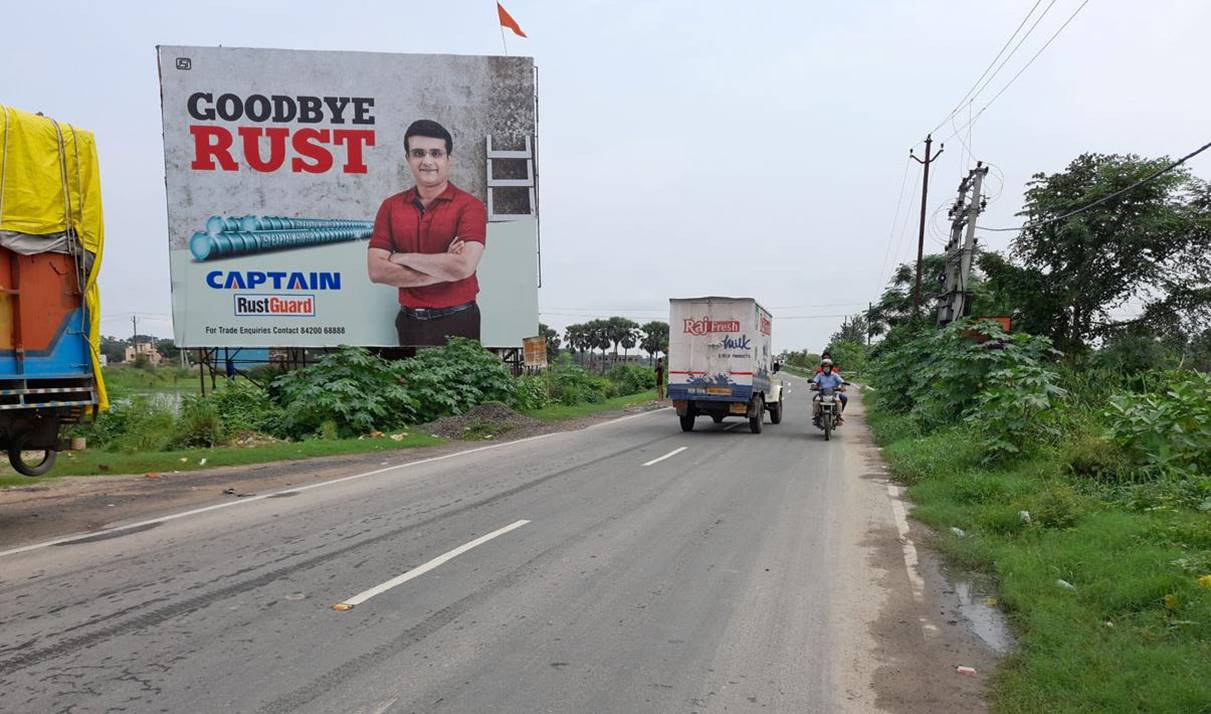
[821,358,834,371]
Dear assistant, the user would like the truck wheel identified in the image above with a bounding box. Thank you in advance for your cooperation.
[769,401,783,425]
[9,435,57,477]
[749,396,764,434]
[679,414,696,432]
[711,414,725,424]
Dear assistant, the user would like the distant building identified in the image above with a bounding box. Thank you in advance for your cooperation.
[124,341,163,366]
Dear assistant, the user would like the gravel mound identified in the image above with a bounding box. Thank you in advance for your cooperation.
[422,402,542,441]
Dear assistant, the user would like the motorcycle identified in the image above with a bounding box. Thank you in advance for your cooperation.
[810,382,849,441]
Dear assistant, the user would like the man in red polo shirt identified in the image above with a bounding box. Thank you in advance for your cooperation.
[367,119,487,347]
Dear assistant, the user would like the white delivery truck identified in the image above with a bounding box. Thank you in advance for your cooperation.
[668,297,784,433]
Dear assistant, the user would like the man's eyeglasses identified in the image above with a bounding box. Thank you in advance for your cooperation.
[409,148,447,159]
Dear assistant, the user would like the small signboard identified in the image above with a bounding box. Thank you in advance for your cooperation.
[522,336,547,368]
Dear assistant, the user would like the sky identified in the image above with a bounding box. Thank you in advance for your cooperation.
[4,0,1210,352]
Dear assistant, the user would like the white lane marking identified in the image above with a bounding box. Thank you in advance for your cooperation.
[886,482,925,602]
[0,409,672,560]
[642,446,687,467]
[333,519,530,609]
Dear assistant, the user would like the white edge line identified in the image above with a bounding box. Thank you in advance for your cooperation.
[642,446,687,467]
[887,482,925,602]
[0,408,671,560]
[337,519,530,608]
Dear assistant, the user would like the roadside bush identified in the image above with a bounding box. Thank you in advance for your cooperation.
[1104,370,1211,480]
[210,381,286,435]
[270,347,417,438]
[396,338,519,421]
[1029,482,1086,530]
[549,364,612,405]
[105,396,177,453]
[245,363,286,384]
[511,374,552,411]
[1063,430,1134,484]
[870,319,1059,427]
[605,364,655,395]
[966,363,1067,461]
[172,394,226,448]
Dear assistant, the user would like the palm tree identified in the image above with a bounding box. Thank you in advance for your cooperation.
[640,321,669,365]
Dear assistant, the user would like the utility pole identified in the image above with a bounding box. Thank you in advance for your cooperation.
[131,316,138,346]
[866,302,872,347]
[937,163,988,325]
[910,134,944,314]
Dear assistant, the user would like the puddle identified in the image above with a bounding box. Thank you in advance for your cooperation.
[951,577,1014,654]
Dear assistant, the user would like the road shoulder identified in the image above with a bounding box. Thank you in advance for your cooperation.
[0,402,667,550]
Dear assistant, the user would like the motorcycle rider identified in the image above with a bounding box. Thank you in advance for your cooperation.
[811,358,847,425]
[814,353,849,420]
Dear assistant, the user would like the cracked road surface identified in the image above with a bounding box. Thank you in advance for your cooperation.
[0,381,995,712]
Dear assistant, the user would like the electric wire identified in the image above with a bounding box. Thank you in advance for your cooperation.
[928,0,1047,135]
[875,156,914,297]
[885,165,922,292]
[978,138,1211,232]
[945,0,1093,143]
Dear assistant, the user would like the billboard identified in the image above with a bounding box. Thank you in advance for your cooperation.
[157,46,539,348]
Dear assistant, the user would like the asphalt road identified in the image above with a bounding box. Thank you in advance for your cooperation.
[0,377,995,713]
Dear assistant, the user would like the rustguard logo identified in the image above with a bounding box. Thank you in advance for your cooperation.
[234,294,316,317]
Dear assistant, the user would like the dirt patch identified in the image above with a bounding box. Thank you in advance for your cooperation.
[847,395,1001,713]
[421,402,544,441]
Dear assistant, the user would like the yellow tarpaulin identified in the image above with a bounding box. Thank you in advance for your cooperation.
[0,104,107,410]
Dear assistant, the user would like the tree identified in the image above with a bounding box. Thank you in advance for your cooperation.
[867,254,948,336]
[155,338,180,360]
[564,323,585,364]
[621,331,637,359]
[831,313,868,345]
[584,319,612,370]
[640,321,669,363]
[825,340,867,376]
[538,323,561,360]
[605,316,639,363]
[782,350,821,369]
[1008,152,1211,354]
[100,335,126,364]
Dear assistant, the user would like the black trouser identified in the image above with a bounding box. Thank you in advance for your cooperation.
[395,303,481,348]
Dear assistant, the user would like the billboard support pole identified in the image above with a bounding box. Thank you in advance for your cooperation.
[197,349,206,397]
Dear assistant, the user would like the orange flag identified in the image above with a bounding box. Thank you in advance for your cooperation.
[497,2,527,38]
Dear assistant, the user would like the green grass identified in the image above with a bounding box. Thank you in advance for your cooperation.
[524,390,659,421]
[102,365,198,394]
[0,433,445,487]
[866,406,1211,713]
[781,365,814,378]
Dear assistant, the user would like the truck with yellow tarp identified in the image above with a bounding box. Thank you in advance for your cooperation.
[0,105,107,475]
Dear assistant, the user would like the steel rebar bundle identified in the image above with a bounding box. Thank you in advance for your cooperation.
[191,215,373,261]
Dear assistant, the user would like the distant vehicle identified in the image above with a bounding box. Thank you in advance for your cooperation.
[668,297,784,433]
[0,105,108,475]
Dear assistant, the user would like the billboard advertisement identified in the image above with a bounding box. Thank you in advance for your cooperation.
[157,46,539,348]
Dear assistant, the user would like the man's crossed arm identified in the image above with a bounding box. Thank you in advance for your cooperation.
[367,239,485,288]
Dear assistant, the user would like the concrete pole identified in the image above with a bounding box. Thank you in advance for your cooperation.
[911,135,944,314]
[954,164,988,320]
